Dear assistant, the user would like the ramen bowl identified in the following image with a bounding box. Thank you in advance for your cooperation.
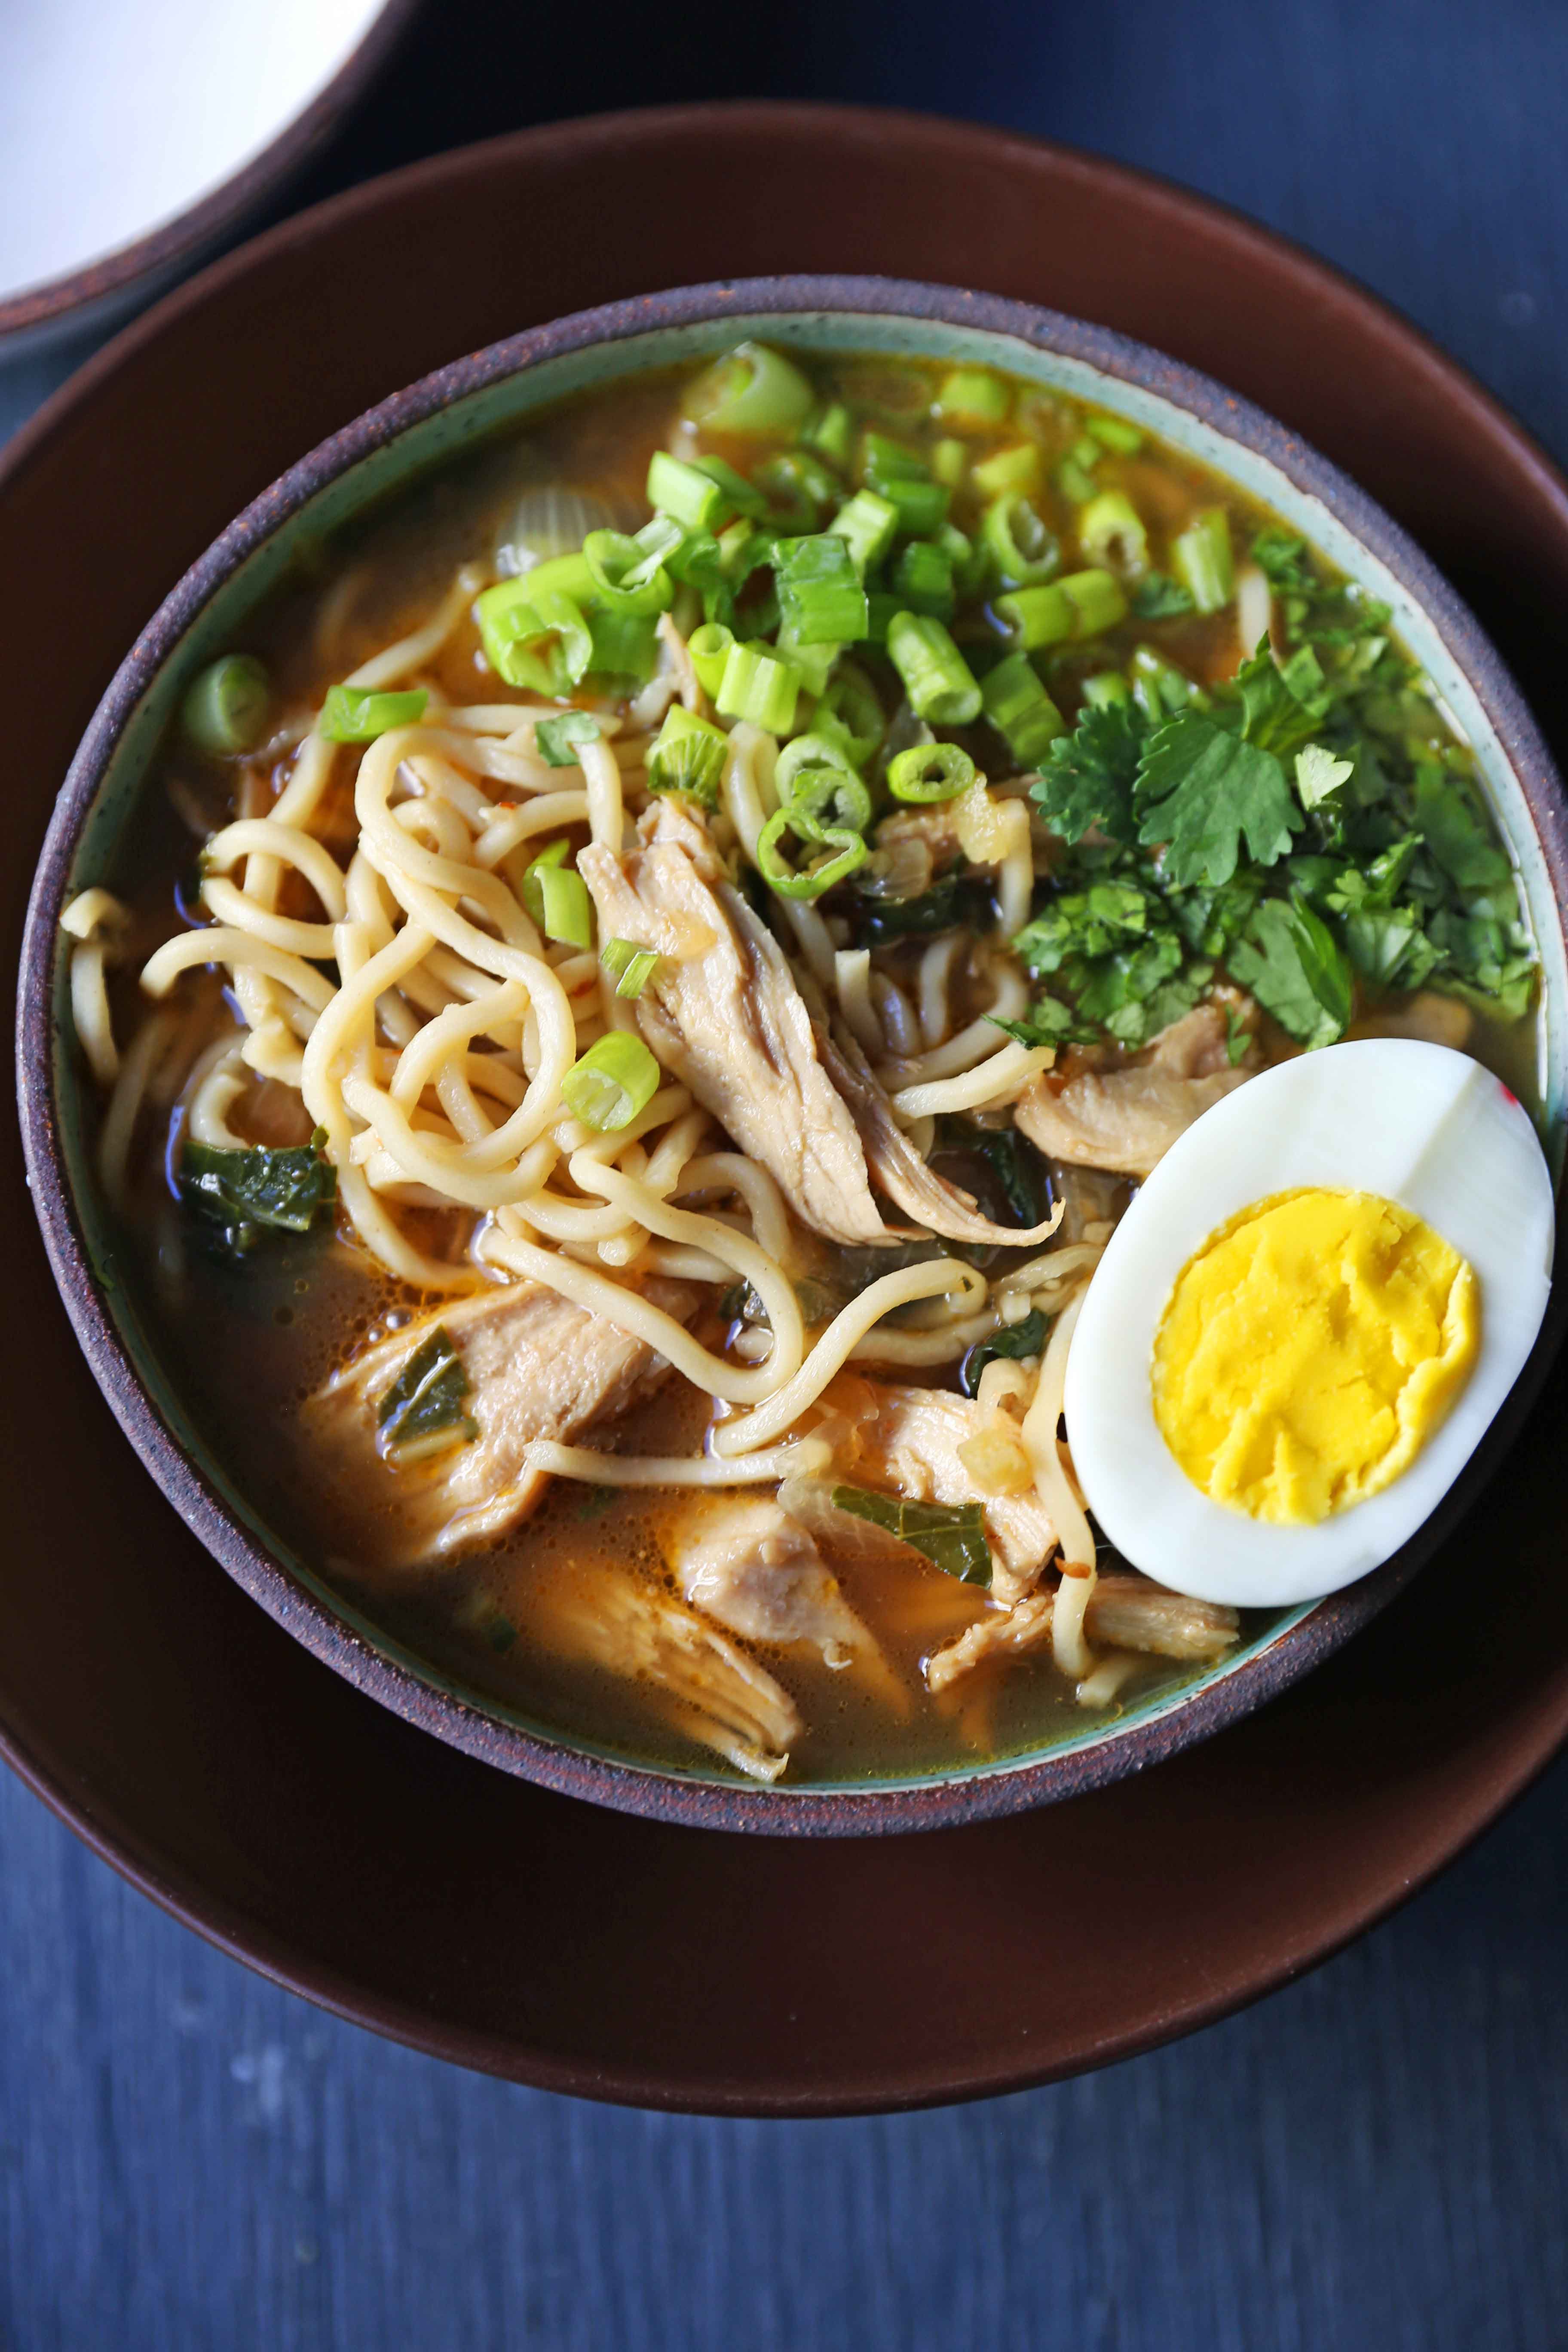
[17,275,1568,1834]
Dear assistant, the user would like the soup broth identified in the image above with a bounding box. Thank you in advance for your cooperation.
[64,342,1543,1788]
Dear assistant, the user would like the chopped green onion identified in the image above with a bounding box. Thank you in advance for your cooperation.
[585,604,659,685]
[776,734,873,830]
[937,521,984,597]
[934,367,1012,429]
[687,621,735,699]
[756,805,868,899]
[891,538,955,620]
[830,1485,991,1586]
[647,450,724,530]
[521,838,571,927]
[981,652,1066,765]
[1085,414,1142,455]
[475,579,592,692]
[682,341,815,437]
[775,626,839,697]
[516,551,596,604]
[319,683,429,743]
[538,863,592,949]
[995,569,1127,650]
[756,450,840,531]
[1172,506,1235,613]
[1055,456,1098,506]
[886,742,977,803]
[181,655,271,754]
[601,938,662,998]
[931,438,968,489]
[715,639,799,734]
[646,703,729,806]
[772,533,869,645]
[582,527,675,615]
[802,401,854,468]
[377,1328,477,1458]
[972,443,1042,500]
[885,612,982,726]
[690,455,770,520]
[828,488,899,575]
[860,431,931,486]
[1068,434,1102,471]
[1078,489,1148,576]
[716,519,756,580]
[534,709,603,766]
[980,493,1060,588]
[815,663,884,766]
[561,1032,662,1131]
[1081,670,1133,710]
[864,591,901,646]
[880,476,950,536]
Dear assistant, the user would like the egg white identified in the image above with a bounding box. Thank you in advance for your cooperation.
[1063,1040,1556,1608]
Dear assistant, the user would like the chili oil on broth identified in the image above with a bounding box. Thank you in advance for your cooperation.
[75,341,1543,1790]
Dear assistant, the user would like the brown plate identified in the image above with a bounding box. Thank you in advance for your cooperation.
[4,103,1568,2112]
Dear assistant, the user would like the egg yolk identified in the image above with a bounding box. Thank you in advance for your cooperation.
[1151,1187,1480,1524]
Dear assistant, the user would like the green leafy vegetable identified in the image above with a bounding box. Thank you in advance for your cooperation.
[1295,742,1354,809]
[180,1136,336,1252]
[1228,894,1354,1047]
[1029,700,1144,845]
[377,1329,477,1458]
[960,1311,1050,1397]
[830,1486,992,1586]
[1134,712,1302,888]
[1232,641,1322,759]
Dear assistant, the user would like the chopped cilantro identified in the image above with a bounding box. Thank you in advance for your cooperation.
[1229,894,1353,1048]
[1134,711,1302,888]
[534,709,603,766]
[1295,742,1354,809]
[1131,572,1195,620]
[1233,641,1323,759]
[1029,700,1144,845]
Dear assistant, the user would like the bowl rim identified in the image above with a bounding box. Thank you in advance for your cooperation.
[0,0,420,348]
[17,268,1568,1838]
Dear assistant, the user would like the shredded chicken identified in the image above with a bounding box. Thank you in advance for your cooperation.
[834,1378,1059,1606]
[579,804,894,1244]
[306,1277,696,1568]
[527,1563,802,1782]
[925,1572,1240,1692]
[817,1014,1063,1250]
[1015,999,1260,1177]
[674,1496,908,1714]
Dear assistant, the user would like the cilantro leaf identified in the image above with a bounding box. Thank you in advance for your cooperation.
[1413,767,1514,894]
[1132,573,1195,620]
[1134,712,1302,888]
[1295,743,1355,809]
[990,1001,1095,1048]
[1228,894,1353,1048]
[1250,529,1316,595]
[1029,701,1145,845]
[1233,641,1323,760]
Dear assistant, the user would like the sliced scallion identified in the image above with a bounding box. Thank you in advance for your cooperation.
[1171,506,1235,613]
[815,662,885,766]
[886,742,977,803]
[561,1032,663,1131]
[600,938,662,998]
[972,443,1042,500]
[772,532,869,645]
[181,655,271,754]
[755,805,867,900]
[687,621,735,699]
[802,400,854,469]
[828,487,899,575]
[776,733,873,830]
[520,838,570,928]
[934,367,1012,429]
[885,612,982,726]
[1081,670,1133,710]
[981,652,1066,766]
[538,862,592,949]
[980,492,1059,588]
[646,450,725,531]
[891,538,955,621]
[931,437,968,489]
[715,639,799,735]
[682,341,815,437]
[646,703,729,807]
[319,683,429,743]
[1078,489,1148,576]
[582,527,675,615]
[1085,414,1142,455]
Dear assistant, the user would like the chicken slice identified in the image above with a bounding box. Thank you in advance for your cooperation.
[673,1497,909,1715]
[527,1563,803,1782]
[815,1014,1063,1250]
[925,1572,1241,1692]
[835,1379,1059,1606]
[1016,1000,1259,1178]
[307,1276,697,1568]
[578,804,893,1245]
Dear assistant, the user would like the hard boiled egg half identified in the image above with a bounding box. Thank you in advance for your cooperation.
[1063,1040,1556,1608]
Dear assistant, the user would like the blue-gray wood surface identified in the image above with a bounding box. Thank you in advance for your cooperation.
[4,3,1567,2343]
